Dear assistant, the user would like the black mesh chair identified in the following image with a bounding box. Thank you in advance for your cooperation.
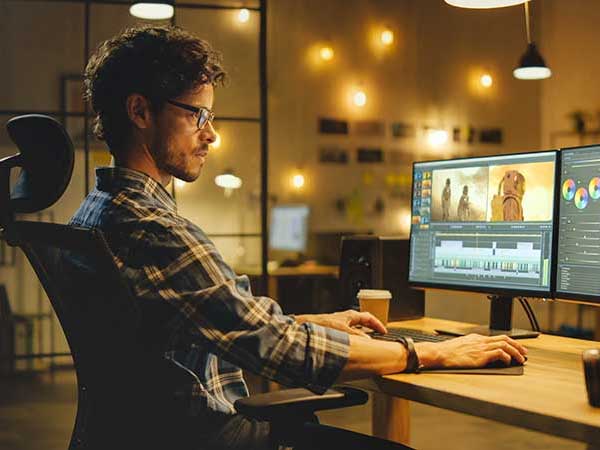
[1,115,411,450]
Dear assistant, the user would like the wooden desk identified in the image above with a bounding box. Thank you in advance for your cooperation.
[354,317,600,447]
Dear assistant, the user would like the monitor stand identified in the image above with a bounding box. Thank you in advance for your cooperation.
[435,295,540,339]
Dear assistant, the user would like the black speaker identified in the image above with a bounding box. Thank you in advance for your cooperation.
[339,235,424,321]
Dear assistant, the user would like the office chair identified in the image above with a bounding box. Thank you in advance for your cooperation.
[0,115,412,450]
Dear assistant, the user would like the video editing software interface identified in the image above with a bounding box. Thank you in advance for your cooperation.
[409,151,556,293]
[557,146,600,298]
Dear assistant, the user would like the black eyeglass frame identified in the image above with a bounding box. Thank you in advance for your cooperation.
[167,99,215,130]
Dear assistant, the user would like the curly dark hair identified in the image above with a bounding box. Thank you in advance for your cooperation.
[84,25,226,153]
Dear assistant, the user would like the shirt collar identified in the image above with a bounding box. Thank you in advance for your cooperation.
[95,166,177,213]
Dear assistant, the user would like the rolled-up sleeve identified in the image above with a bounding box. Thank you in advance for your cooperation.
[127,217,350,394]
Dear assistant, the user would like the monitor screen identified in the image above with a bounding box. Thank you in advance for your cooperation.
[408,151,557,295]
[269,205,310,252]
[556,146,600,301]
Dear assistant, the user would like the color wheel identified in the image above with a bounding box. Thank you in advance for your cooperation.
[589,177,600,200]
[562,179,576,201]
[575,187,589,209]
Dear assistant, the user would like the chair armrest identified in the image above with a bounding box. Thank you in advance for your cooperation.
[234,386,368,422]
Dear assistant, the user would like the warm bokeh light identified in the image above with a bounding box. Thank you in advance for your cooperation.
[380,29,394,46]
[215,173,242,190]
[174,178,187,189]
[445,0,529,8]
[211,132,221,149]
[319,46,334,61]
[399,209,412,235]
[353,90,367,107]
[480,73,493,88]
[129,3,174,20]
[238,8,250,23]
[292,173,305,189]
[427,129,449,147]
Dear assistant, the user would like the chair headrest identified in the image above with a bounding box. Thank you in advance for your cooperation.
[4,115,74,215]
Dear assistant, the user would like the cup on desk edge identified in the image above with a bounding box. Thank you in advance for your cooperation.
[583,349,600,407]
[357,289,392,327]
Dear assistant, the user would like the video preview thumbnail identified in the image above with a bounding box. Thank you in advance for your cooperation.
[430,161,554,223]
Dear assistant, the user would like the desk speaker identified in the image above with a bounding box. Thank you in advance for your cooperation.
[339,235,424,321]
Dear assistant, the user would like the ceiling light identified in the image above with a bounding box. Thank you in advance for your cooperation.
[513,43,551,80]
[514,2,551,80]
[129,1,174,20]
[445,0,529,8]
[238,8,250,23]
[215,172,242,190]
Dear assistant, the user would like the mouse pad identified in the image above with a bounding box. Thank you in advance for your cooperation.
[421,366,524,375]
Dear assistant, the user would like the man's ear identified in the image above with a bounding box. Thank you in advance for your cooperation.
[126,94,152,130]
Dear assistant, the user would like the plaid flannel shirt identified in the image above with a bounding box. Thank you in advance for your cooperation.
[69,167,349,415]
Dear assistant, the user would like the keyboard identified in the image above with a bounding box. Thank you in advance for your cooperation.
[370,327,454,343]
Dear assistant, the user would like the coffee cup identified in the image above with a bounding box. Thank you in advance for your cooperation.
[583,349,600,407]
[357,289,392,326]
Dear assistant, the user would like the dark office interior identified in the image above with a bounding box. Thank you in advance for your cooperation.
[1,1,600,449]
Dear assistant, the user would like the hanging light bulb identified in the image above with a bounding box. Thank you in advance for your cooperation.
[514,2,551,80]
[380,29,394,46]
[353,90,367,107]
[215,172,242,190]
[174,178,186,189]
[480,73,493,88]
[319,46,334,61]
[129,0,174,20]
[291,172,305,190]
[445,0,528,8]
[211,132,222,149]
[238,8,250,23]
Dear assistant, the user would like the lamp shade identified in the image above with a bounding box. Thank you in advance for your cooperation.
[445,0,528,8]
[513,43,551,80]
[130,1,174,20]
[215,171,242,190]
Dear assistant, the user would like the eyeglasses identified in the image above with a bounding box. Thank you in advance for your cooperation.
[167,99,215,130]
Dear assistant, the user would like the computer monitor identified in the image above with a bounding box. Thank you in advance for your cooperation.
[556,145,600,303]
[408,150,558,337]
[269,204,310,253]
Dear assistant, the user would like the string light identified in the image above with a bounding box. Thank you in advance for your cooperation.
[211,132,221,149]
[427,129,449,147]
[292,173,305,190]
[353,90,367,107]
[380,29,394,46]
[129,1,174,20]
[238,8,250,23]
[319,46,334,61]
[480,73,493,88]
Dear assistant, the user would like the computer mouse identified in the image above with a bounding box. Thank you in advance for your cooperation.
[485,355,527,368]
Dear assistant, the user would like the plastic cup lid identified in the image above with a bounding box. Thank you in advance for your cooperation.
[357,289,392,299]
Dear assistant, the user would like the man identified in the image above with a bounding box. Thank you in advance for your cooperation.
[74,25,527,449]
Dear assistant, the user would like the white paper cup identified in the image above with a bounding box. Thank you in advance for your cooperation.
[357,289,392,326]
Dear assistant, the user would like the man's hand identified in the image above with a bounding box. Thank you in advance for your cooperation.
[416,334,528,369]
[295,310,387,337]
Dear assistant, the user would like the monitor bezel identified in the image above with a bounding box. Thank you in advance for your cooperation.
[407,149,559,298]
[268,203,311,253]
[554,144,600,303]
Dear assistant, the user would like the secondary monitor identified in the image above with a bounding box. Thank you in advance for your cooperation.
[408,150,558,337]
[556,145,600,302]
[269,204,310,253]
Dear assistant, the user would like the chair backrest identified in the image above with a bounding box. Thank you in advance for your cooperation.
[1,115,196,449]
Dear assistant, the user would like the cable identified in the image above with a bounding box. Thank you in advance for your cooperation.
[518,297,540,332]
[517,297,536,331]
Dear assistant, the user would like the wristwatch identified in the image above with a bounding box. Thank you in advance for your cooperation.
[396,336,421,373]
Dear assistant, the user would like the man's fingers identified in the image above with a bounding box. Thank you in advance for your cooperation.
[487,341,526,363]
[486,348,512,365]
[345,326,370,338]
[487,334,528,355]
[350,311,387,334]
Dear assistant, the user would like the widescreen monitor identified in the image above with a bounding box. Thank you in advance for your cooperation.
[556,145,600,302]
[408,151,557,297]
